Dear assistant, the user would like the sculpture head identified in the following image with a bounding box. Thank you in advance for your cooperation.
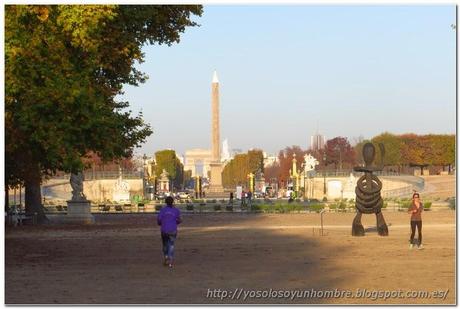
[362,143,375,167]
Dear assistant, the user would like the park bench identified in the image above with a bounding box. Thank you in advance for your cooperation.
[17,212,37,225]
[6,207,37,226]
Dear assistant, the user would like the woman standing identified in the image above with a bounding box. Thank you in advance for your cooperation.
[408,192,424,249]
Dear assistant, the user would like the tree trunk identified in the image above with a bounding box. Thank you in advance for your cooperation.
[5,185,9,212]
[24,168,48,224]
[420,166,424,176]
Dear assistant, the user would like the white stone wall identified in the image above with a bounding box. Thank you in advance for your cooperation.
[40,178,143,202]
[309,176,421,200]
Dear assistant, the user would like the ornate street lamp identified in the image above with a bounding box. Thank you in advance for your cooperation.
[247,172,255,193]
[142,154,148,198]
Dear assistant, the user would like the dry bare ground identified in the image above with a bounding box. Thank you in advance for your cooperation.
[421,175,456,199]
[5,211,455,304]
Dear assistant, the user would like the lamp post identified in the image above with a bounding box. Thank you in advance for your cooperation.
[151,160,157,197]
[323,152,327,197]
[142,154,148,198]
[195,175,201,198]
[290,153,300,198]
[247,172,254,193]
[335,144,343,174]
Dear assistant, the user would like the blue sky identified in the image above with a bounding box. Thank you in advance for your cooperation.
[120,5,456,157]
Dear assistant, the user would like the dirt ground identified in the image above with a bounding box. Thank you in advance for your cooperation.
[5,210,456,305]
[421,175,456,199]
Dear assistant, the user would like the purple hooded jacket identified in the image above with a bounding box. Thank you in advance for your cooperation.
[157,205,182,233]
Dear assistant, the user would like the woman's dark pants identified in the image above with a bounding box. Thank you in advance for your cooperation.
[161,232,177,260]
[410,221,422,245]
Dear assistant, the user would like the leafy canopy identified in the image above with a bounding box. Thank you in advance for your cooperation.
[5,5,203,186]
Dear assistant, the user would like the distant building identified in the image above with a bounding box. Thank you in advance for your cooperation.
[263,152,278,167]
[177,155,185,166]
[231,148,243,157]
[310,133,326,151]
[184,149,212,177]
[221,139,231,162]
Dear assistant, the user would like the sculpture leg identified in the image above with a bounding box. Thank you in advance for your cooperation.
[376,211,389,236]
[352,212,365,236]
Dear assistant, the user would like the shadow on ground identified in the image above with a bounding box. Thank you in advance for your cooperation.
[5,213,351,304]
[5,212,456,304]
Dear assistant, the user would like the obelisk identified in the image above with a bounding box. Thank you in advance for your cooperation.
[208,70,224,196]
[211,71,220,161]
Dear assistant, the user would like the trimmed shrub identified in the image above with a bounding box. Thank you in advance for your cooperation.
[449,197,456,210]
[400,201,411,209]
[308,203,324,213]
[328,203,337,210]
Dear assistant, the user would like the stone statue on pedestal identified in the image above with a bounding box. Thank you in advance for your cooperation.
[67,171,94,224]
[70,172,86,201]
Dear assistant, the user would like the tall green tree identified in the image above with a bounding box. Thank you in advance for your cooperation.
[222,149,264,189]
[154,150,184,190]
[5,5,202,221]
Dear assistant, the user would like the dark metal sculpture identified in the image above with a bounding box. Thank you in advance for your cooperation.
[352,143,388,236]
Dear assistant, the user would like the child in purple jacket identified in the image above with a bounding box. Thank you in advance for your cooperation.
[157,196,182,268]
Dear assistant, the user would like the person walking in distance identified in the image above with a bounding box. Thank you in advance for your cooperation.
[229,192,234,206]
[247,190,253,209]
[157,196,182,267]
[408,192,424,249]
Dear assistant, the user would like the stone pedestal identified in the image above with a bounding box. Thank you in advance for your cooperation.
[66,200,95,224]
[208,161,225,197]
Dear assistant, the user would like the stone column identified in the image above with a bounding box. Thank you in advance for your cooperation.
[211,70,220,161]
[208,71,224,197]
